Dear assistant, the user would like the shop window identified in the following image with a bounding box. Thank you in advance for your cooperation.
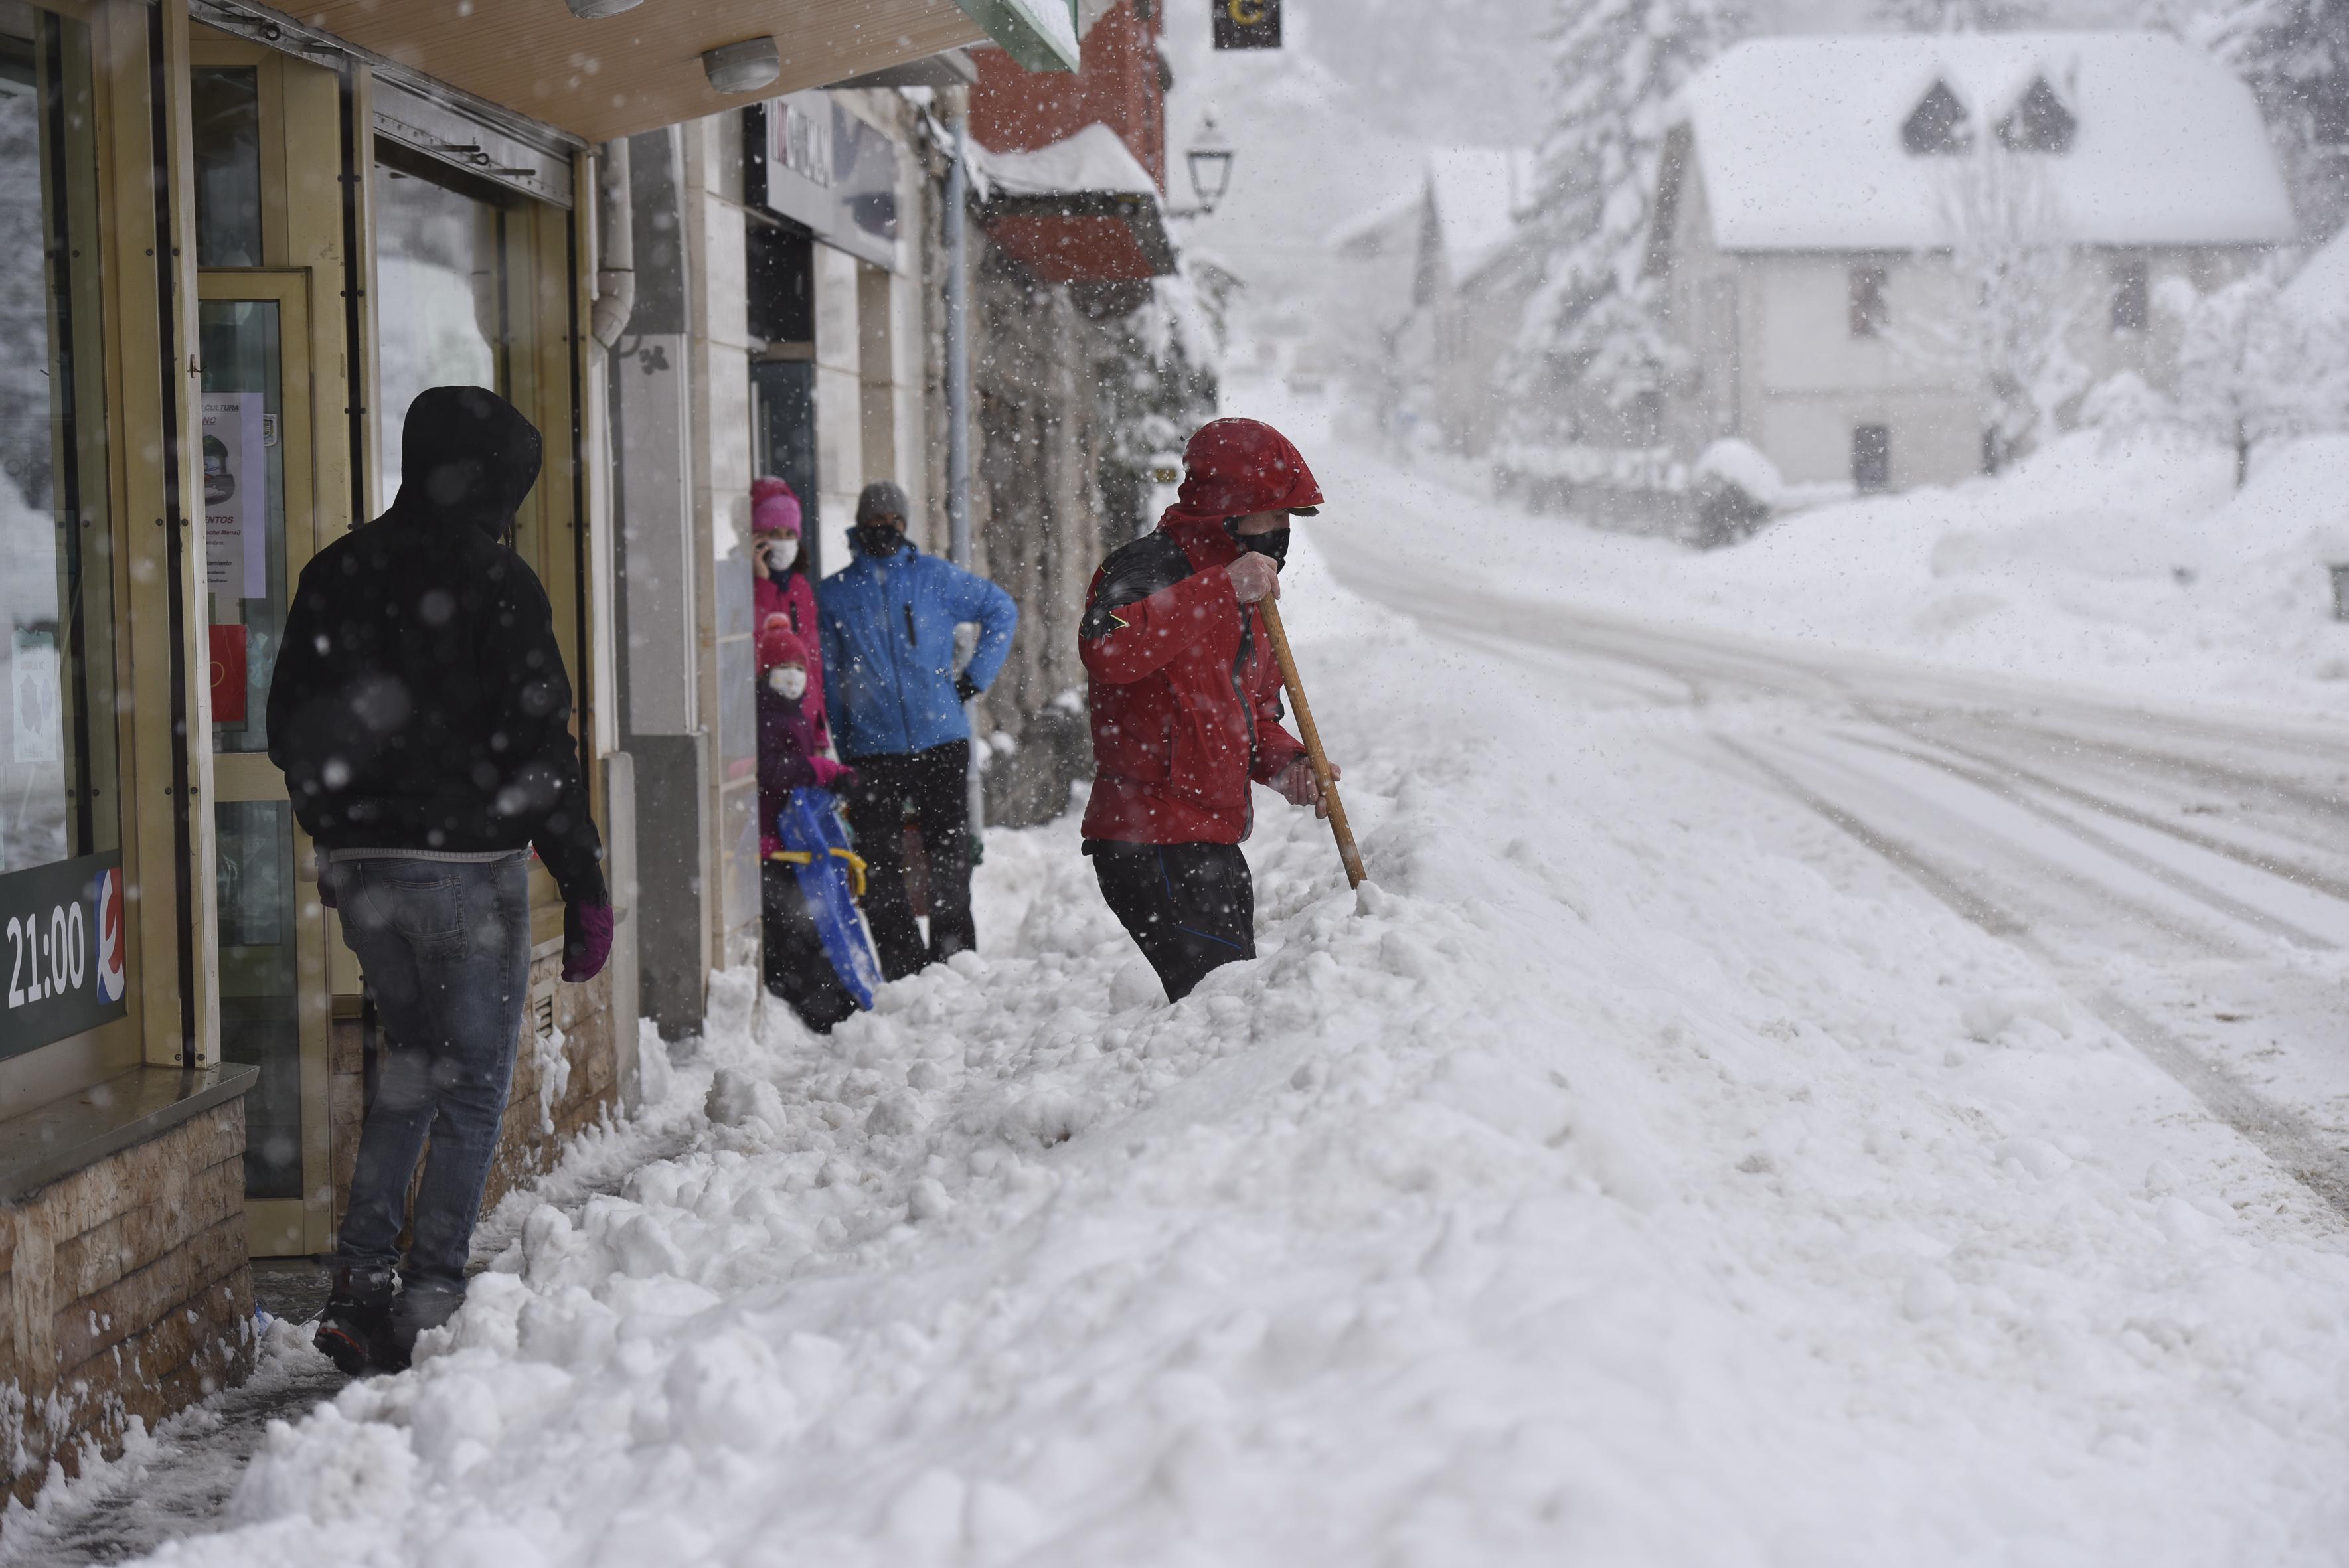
[0,5,123,1060]
[191,67,262,266]
[1849,266,1887,338]
[1853,424,1892,493]
[373,155,514,515]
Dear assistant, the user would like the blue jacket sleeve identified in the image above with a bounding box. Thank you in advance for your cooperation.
[946,564,1019,692]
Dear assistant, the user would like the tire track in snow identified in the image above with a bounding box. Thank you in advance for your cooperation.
[1717,734,2349,1222]
[1822,729,2340,951]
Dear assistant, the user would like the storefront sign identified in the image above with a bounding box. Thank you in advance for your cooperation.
[752,95,901,272]
[0,852,128,1060]
[1213,0,1282,48]
[201,392,267,601]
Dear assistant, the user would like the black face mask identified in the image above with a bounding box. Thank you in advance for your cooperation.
[1228,523,1290,567]
[852,524,904,559]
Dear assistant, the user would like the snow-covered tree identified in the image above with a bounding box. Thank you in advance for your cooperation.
[2080,260,2349,484]
[1894,149,2089,468]
[2164,264,2349,483]
[2193,0,2349,238]
[1095,266,1222,539]
[1499,0,1732,448]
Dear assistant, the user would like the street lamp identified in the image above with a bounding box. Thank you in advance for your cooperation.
[1175,115,1234,216]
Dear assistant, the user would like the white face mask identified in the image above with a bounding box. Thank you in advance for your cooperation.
[762,538,799,573]
[768,666,808,700]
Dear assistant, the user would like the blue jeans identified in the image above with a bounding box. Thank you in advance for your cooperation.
[325,853,532,1317]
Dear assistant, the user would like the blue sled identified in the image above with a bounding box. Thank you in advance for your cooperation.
[776,786,884,1012]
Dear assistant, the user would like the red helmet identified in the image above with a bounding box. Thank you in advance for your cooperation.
[1171,418,1323,522]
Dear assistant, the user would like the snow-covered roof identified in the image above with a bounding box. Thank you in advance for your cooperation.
[1323,147,1536,278]
[1677,33,2295,252]
[1427,149,1538,278]
[976,123,1159,199]
[1323,180,1423,254]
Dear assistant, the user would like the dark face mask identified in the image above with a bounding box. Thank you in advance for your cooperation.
[1228,522,1290,567]
[853,524,904,559]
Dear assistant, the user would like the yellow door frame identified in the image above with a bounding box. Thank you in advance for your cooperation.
[195,268,333,1256]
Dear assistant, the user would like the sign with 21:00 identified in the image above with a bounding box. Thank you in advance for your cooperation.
[0,852,128,1060]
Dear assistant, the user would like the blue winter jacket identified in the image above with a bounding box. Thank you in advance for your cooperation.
[816,540,1019,761]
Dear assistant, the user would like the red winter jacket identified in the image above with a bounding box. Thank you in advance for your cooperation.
[1079,516,1306,845]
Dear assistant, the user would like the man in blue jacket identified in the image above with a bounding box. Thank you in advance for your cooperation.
[818,481,1018,977]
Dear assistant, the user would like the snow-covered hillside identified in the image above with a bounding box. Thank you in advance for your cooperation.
[34,474,2349,1565]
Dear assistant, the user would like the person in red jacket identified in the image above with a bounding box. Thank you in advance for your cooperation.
[1078,418,1340,1001]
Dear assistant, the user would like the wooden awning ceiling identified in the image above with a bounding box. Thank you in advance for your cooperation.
[289,0,996,143]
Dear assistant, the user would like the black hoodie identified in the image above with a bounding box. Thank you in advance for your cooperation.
[266,386,606,905]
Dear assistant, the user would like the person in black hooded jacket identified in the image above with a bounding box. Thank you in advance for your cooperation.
[266,385,610,1375]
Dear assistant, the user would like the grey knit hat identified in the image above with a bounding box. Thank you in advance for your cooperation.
[855,480,910,524]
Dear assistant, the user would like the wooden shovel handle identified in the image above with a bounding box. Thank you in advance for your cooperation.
[1257,596,1366,889]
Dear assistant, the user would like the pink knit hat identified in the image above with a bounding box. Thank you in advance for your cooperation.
[750,477,802,538]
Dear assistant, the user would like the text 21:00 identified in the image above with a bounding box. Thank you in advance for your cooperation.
[8,903,85,1008]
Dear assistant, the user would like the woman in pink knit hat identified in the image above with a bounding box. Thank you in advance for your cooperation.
[750,476,828,744]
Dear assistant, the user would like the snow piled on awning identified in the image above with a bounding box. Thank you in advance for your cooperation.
[1678,32,2295,252]
[976,123,1160,199]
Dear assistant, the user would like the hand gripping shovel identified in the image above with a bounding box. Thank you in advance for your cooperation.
[1257,597,1366,889]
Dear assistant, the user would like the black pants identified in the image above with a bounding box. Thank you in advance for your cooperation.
[844,740,974,980]
[1088,840,1254,1002]
[760,862,860,1033]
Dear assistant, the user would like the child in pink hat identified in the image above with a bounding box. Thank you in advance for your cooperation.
[750,477,828,745]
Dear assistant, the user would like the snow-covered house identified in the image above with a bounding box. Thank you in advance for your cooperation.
[1650,33,2296,496]
[1324,149,1536,444]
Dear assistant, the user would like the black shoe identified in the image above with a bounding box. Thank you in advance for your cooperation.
[389,1279,463,1366]
[315,1265,401,1375]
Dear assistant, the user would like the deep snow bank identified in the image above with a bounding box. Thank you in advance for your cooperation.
[1342,412,2349,713]
[108,530,2349,1566]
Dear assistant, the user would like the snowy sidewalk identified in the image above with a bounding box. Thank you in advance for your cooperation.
[13,491,2349,1564]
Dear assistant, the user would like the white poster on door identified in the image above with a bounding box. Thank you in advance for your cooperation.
[201,392,267,601]
[11,629,57,766]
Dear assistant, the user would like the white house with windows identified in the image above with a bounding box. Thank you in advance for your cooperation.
[1650,32,2297,497]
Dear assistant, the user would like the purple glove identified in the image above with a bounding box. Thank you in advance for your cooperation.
[562,901,613,983]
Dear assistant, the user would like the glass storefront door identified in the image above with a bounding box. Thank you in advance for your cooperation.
[183,27,589,1256]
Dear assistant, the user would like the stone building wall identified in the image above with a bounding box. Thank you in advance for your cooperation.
[1,1098,254,1502]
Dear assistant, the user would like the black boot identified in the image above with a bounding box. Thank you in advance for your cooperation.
[388,1277,464,1367]
[314,1263,399,1375]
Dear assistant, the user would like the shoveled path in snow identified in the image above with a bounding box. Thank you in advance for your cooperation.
[0,1111,706,1563]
